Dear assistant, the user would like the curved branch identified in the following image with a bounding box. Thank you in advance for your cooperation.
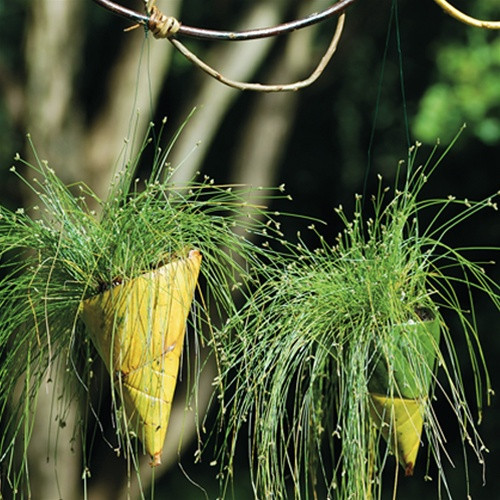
[169,14,345,92]
[91,0,358,40]
[433,0,500,29]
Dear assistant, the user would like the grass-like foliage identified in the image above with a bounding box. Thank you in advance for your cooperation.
[214,137,499,499]
[0,127,282,495]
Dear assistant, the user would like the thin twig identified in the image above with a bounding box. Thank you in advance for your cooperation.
[91,0,357,40]
[433,0,500,29]
[169,14,346,92]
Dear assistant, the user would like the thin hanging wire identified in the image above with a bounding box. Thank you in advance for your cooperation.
[363,0,411,199]
[393,0,411,152]
[363,2,395,200]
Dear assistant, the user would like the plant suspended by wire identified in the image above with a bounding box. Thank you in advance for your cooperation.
[0,123,283,493]
[213,133,498,499]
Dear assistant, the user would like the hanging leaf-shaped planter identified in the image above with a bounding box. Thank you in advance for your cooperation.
[81,249,202,465]
[0,131,287,497]
[368,309,441,476]
[213,140,495,499]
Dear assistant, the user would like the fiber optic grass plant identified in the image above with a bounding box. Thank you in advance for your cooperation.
[0,129,283,491]
[214,138,499,499]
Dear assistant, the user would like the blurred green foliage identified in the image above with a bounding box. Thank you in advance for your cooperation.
[414,32,500,144]
[413,1,500,144]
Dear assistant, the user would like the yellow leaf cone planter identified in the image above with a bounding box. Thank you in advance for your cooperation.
[81,249,202,466]
[368,312,440,475]
[369,393,424,476]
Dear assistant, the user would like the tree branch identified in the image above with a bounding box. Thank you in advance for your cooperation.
[433,0,500,29]
[90,1,353,91]
[91,0,358,40]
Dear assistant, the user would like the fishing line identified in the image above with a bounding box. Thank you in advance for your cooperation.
[393,0,411,151]
[363,3,394,200]
[143,29,159,147]
[126,34,153,152]
[363,0,411,199]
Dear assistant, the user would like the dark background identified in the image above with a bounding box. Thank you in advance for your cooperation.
[0,1,498,498]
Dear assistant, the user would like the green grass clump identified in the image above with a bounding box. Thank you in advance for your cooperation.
[0,128,282,494]
[214,138,499,499]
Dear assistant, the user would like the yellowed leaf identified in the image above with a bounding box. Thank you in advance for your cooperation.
[369,393,424,476]
[82,249,202,465]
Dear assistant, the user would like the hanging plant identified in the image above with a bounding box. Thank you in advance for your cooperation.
[214,136,498,498]
[0,128,283,488]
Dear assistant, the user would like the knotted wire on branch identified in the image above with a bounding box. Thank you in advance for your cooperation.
[91,0,357,91]
[147,5,181,39]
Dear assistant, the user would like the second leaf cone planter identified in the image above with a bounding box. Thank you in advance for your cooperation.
[81,249,202,466]
[368,310,440,476]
